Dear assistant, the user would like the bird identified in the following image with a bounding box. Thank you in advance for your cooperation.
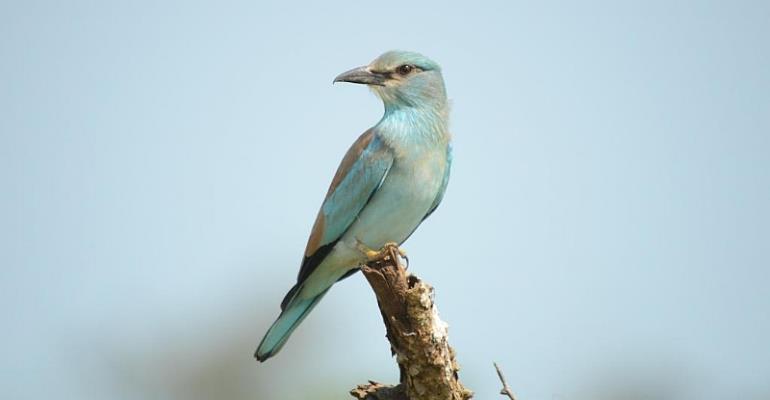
[255,50,452,362]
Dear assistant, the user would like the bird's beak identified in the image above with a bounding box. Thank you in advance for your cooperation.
[333,66,388,86]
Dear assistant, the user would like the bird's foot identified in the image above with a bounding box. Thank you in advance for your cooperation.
[356,241,408,267]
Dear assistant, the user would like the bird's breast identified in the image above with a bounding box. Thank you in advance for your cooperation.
[340,146,448,252]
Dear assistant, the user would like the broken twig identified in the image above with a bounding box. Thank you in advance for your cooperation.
[494,362,516,400]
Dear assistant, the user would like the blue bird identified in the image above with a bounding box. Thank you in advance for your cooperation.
[256,50,452,362]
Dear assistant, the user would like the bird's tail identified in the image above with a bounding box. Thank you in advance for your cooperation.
[255,287,328,362]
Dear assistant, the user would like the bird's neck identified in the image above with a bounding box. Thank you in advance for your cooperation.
[375,102,450,153]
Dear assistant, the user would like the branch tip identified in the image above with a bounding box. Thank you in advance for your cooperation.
[494,362,517,400]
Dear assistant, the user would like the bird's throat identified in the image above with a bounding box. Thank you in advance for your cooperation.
[376,105,450,151]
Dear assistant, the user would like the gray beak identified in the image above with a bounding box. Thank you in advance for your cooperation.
[333,66,388,86]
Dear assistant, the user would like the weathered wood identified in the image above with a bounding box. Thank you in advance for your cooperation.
[351,245,472,400]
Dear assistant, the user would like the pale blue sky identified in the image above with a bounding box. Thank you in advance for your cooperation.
[2,1,769,399]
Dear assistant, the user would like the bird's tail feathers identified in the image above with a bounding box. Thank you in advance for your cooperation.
[255,288,328,362]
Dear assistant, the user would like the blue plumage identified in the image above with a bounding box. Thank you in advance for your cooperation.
[256,50,452,362]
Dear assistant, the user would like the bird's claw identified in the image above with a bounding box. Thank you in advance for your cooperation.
[357,241,408,267]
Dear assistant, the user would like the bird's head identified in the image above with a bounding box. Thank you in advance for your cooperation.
[334,50,446,110]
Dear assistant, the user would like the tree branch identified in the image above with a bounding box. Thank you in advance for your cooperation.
[350,245,473,400]
[494,362,517,400]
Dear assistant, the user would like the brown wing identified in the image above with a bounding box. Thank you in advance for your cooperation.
[292,128,393,287]
[302,129,374,259]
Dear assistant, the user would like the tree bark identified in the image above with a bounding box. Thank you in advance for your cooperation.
[350,245,473,400]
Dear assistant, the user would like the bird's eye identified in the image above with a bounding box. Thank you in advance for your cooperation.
[396,64,414,75]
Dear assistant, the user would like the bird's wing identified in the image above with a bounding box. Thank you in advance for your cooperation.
[422,144,452,221]
[296,129,394,285]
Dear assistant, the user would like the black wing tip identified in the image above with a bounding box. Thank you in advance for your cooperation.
[280,284,301,311]
[296,241,338,285]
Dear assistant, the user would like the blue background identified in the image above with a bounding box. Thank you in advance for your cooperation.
[2,1,769,399]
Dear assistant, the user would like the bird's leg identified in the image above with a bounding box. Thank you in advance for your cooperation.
[383,242,407,263]
[383,242,409,269]
[356,240,408,266]
[392,245,409,270]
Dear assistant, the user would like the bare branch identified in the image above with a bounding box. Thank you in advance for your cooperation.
[351,244,472,400]
[494,362,517,400]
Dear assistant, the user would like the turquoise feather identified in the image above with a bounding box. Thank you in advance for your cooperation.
[256,50,452,362]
